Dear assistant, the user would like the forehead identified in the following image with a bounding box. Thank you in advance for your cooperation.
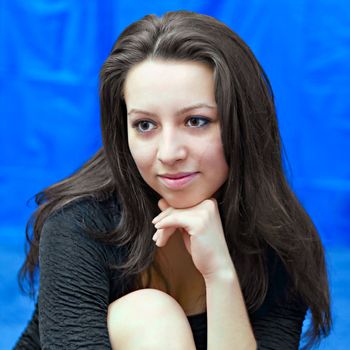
[123,59,216,108]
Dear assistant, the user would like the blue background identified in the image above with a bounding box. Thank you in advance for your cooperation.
[1,1,349,349]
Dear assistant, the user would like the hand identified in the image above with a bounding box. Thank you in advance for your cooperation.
[152,198,235,281]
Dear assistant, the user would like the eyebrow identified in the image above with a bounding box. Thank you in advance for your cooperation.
[127,103,217,117]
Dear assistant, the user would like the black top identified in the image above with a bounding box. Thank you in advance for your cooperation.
[14,196,308,350]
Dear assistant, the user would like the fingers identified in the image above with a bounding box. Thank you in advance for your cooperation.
[152,198,174,247]
[152,227,176,247]
[152,203,174,225]
[158,198,170,211]
[154,211,196,234]
[153,199,171,225]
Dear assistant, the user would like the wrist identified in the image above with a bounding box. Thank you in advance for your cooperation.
[203,265,237,286]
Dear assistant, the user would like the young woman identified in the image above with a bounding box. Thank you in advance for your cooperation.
[15,10,332,350]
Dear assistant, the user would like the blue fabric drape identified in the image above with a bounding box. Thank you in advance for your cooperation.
[1,0,349,246]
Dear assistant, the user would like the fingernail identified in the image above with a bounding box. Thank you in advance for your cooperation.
[152,232,158,241]
[155,223,160,229]
[152,216,159,224]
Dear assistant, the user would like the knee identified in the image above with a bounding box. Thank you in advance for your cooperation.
[107,288,196,350]
[108,288,183,320]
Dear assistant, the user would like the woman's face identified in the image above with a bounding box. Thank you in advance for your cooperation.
[124,59,228,208]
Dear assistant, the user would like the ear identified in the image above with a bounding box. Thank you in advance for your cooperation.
[158,198,170,211]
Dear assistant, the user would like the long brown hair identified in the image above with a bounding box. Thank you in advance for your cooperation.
[18,10,332,349]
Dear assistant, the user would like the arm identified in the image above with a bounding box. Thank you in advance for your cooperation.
[152,198,257,349]
[152,199,306,349]
[205,268,257,350]
[251,299,307,350]
[38,206,113,349]
[205,265,307,350]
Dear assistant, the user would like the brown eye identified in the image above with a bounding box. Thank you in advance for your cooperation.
[133,120,156,133]
[186,116,210,128]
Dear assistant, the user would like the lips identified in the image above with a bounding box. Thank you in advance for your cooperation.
[158,172,199,190]
[160,172,197,179]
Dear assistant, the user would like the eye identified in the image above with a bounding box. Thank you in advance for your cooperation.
[132,120,156,133]
[186,116,210,128]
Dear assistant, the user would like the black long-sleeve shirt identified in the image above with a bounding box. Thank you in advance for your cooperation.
[14,197,308,349]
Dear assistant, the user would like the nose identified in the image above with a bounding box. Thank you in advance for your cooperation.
[157,128,187,165]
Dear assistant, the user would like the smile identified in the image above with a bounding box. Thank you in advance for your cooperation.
[158,173,199,190]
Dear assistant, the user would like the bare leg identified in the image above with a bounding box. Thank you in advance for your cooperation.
[107,288,197,350]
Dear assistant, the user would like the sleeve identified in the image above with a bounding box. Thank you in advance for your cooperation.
[252,295,307,350]
[38,208,113,349]
[250,254,308,350]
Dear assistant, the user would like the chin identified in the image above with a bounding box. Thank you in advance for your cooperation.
[163,192,209,209]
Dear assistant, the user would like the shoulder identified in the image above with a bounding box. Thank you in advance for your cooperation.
[42,194,120,239]
[39,194,122,261]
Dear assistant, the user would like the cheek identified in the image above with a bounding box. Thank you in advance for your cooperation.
[128,140,155,173]
[201,147,228,188]
[212,147,228,176]
[197,137,228,170]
